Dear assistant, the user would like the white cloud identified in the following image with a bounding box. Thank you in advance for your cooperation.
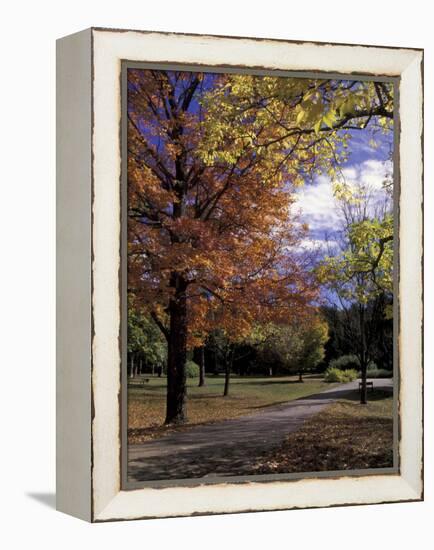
[293,159,393,237]
[297,238,339,252]
[360,159,393,190]
[294,175,340,234]
[342,167,357,180]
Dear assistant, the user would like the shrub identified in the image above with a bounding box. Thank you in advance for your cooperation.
[342,369,358,382]
[324,367,358,383]
[329,354,360,371]
[324,367,341,382]
[185,360,200,378]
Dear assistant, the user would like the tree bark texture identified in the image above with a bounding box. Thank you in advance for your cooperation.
[359,305,368,404]
[165,275,188,424]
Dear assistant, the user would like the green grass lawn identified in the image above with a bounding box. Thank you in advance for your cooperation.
[128,374,333,443]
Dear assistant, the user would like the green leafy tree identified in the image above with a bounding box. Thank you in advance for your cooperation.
[317,187,393,403]
[255,316,329,381]
[295,319,329,381]
[128,303,167,376]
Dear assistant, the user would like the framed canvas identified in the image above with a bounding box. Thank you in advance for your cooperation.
[56,27,423,522]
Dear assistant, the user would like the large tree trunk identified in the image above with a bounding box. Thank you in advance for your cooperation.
[194,347,206,387]
[165,275,188,424]
[298,370,304,383]
[359,305,368,405]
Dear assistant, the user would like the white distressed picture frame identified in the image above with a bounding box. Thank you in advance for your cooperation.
[56,28,423,522]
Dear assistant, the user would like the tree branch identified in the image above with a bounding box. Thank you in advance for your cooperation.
[150,311,169,342]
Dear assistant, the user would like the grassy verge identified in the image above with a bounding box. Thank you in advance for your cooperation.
[128,375,333,444]
[252,389,394,474]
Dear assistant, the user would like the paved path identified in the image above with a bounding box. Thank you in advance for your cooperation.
[128,379,393,482]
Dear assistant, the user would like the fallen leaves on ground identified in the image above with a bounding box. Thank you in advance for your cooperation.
[128,395,258,443]
[251,393,394,473]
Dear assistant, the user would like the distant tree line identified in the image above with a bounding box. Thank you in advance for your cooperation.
[128,306,330,396]
[321,296,393,373]
[128,293,392,397]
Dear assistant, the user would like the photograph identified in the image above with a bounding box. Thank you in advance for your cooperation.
[124,66,397,484]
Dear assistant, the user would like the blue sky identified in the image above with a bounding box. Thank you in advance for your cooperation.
[295,126,393,252]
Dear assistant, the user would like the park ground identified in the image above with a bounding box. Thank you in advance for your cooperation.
[128,374,332,443]
[128,375,393,479]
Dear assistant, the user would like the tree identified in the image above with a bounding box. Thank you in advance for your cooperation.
[207,328,266,396]
[255,315,328,380]
[322,295,393,373]
[295,318,329,381]
[211,331,236,397]
[127,70,393,423]
[193,346,206,387]
[199,76,393,187]
[128,300,167,377]
[316,186,393,403]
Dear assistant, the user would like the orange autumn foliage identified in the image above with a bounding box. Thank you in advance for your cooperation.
[127,69,319,348]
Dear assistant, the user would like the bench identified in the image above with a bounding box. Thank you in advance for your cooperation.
[359,381,374,392]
